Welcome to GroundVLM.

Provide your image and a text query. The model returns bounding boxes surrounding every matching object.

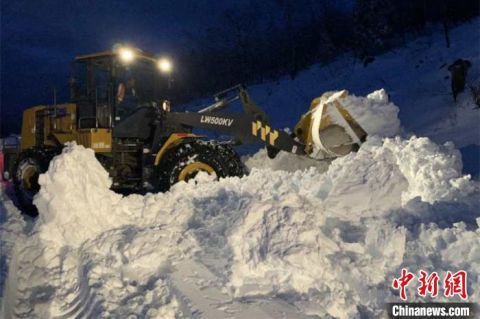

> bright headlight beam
[119,47,135,63]
[157,58,172,73]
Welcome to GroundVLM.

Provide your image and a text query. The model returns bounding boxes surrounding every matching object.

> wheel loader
[4,46,367,216]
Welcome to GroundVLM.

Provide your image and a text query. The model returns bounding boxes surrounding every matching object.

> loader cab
[70,48,171,129]
[71,53,114,129]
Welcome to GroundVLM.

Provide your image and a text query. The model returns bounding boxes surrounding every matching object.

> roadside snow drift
[1,89,479,318]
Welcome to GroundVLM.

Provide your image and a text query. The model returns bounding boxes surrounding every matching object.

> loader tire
[13,149,52,216]
[213,142,247,177]
[156,140,246,192]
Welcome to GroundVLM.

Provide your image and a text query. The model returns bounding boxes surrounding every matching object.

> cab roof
[74,50,156,62]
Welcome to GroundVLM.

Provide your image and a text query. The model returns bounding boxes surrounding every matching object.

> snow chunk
[34,142,122,246]
[342,88,401,138]
[381,137,475,203]
[307,89,401,159]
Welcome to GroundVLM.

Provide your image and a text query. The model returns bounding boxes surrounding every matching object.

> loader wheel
[13,150,50,216]
[156,140,246,191]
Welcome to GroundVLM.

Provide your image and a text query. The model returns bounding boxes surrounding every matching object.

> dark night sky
[0,0,246,135]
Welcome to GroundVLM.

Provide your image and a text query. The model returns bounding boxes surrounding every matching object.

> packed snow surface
[2,97,479,317]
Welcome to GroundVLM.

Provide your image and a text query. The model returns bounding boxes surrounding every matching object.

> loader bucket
[294,90,367,159]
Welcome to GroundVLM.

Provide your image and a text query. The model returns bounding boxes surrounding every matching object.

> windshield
[116,59,167,104]
[72,58,112,102]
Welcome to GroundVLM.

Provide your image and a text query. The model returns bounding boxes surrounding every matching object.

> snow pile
[227,136,479,318]
[343,89,401,137]
[379,138,474,204]
[2,132,478,319]
[330,136,474,207]
[247,88,401,171]
[34,143,195,249]
[34,144,119,246]
[4,144,199,318]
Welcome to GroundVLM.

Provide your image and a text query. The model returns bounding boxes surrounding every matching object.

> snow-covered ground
[1,19,480,319]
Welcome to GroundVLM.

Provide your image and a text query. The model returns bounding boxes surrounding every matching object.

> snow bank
[227,136,479,318]
[3,132,478,318]
[5,144,198,318]
[34,143,196,249]
[0,189,27,307]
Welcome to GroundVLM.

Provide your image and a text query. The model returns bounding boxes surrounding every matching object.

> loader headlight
[118,47,135,63]
[162,100,171,112]
[157,58,172,74]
